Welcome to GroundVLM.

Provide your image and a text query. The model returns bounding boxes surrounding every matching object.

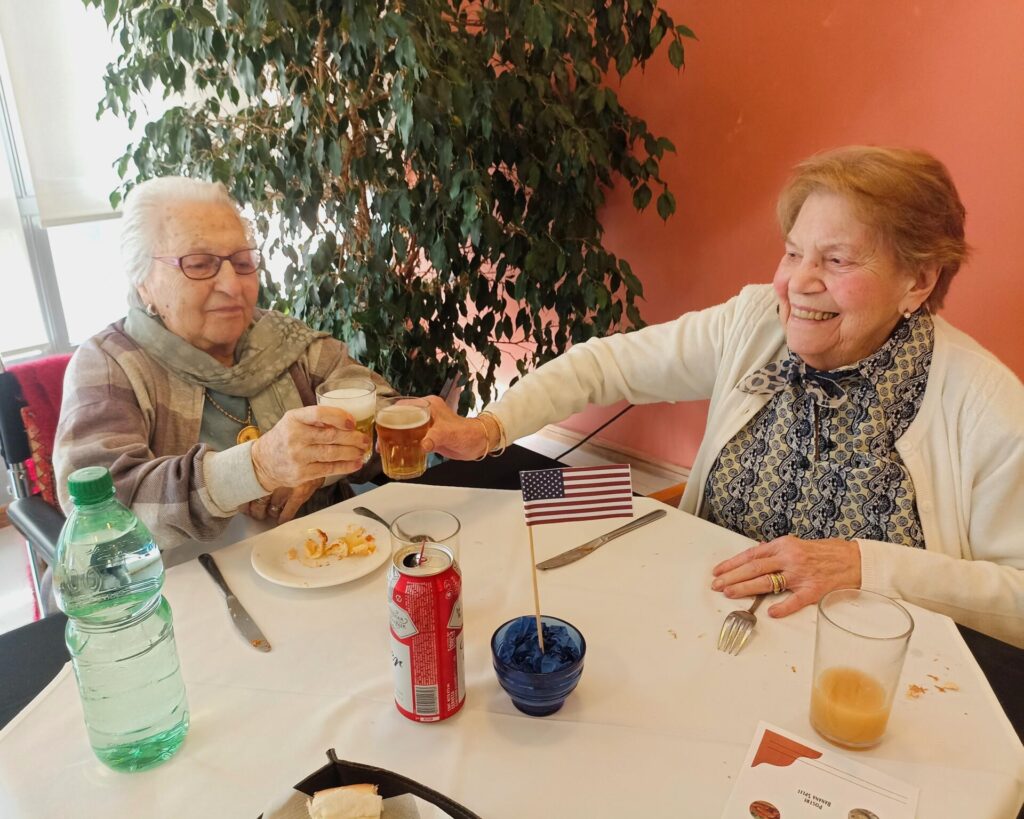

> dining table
[1,470,1022,818]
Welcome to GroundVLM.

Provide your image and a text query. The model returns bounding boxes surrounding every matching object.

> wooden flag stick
[527,526,545,653]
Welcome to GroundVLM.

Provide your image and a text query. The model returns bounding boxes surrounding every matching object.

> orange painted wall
[554,1,1024,468]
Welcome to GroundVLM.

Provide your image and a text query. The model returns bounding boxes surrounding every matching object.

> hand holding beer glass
[315,378,377,464]
[377,396,432,480]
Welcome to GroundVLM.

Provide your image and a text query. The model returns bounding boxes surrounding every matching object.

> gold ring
[768,572,787,594]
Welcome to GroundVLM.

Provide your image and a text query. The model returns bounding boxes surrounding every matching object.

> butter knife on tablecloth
[535,509,667,570]
[198,553,272,652]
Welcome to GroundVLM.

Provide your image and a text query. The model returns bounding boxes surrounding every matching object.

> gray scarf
[124,307,326,431]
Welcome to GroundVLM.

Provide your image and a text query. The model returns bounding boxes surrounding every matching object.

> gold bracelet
[479,411,507,457]
[478,412,501,452]
[469,417,490,461]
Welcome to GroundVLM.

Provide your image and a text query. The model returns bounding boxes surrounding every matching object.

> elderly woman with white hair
[54,176,390,554]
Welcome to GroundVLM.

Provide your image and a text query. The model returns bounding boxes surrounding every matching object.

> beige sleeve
[201,442,268,515]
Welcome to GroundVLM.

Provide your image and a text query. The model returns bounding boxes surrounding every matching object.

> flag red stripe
[525,500,633,513]
[528,495,630,507]
[526,505,634,520]
[561,465,631,476]
[561,481,633,492]
[526,511,633,526]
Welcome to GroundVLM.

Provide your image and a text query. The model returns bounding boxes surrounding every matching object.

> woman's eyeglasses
[152,249,263,280]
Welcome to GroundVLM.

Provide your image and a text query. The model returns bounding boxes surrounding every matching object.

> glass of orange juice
[810,589,914,749]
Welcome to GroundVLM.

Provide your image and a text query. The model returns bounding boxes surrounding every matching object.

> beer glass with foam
[377,396,432,480]
[810,589,914,749]
[316,377,376,464]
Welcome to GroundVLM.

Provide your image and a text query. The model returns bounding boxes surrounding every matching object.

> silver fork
[717,595,766,655]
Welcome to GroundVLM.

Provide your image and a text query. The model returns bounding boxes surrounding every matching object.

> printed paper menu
[722,722,918,818]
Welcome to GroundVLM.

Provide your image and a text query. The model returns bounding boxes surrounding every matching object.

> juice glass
[316,377,376,464]
[810,589,914,749]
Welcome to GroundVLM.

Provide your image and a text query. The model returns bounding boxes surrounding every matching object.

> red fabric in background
[9,354,72,503]
[9,354,71,448]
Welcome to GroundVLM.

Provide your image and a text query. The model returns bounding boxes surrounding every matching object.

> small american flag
[520,464,633,526]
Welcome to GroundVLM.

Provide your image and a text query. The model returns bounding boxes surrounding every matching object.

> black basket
[262,749,483,819]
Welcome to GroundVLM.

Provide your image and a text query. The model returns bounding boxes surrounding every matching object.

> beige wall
[553,1,1024,467]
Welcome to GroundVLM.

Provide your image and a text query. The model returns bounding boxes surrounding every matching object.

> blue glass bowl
[491,616,586,717]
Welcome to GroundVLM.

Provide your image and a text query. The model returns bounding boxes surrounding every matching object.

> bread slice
[307,783,383,819]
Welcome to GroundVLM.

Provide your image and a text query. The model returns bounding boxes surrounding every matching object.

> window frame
[0,69,71,363]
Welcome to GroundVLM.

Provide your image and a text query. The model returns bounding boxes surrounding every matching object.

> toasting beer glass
[315,377,377,464]
[377,396,432,480]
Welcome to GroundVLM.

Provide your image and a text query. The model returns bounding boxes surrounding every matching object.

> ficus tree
[87,0,693,410]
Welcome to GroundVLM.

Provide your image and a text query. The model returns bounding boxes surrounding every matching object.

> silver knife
[198,553,272,652]
[536,509,668,570]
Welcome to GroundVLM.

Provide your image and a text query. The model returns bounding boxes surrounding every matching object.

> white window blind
[0,0,134,227]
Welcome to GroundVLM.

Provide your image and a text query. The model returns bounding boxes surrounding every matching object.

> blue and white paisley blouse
[703,310,934,547]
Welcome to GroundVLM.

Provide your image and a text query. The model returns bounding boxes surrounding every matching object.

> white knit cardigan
[489,285,1024,647]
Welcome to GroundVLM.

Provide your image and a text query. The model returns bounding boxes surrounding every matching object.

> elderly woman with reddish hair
[425,146,1024,647]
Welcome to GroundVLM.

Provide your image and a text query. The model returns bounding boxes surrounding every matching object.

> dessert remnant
[289,525,377,567]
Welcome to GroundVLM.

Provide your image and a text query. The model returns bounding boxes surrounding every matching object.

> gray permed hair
[121,176,252,308]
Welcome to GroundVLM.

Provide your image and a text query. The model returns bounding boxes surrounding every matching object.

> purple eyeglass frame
[151,248,262,280]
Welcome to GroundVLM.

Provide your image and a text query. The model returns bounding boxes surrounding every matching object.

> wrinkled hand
[710,536,862,618]
[244,478,324,523]
[251,405,368,491]
[420,396,489,460]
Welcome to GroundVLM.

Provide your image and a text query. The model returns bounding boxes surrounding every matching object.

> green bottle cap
[66,466,115,505]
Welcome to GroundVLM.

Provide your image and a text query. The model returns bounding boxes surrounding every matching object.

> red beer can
[388,544,465,722]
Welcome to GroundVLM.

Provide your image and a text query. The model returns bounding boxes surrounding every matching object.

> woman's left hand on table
[710,536,862,618]
[244,478,324,523]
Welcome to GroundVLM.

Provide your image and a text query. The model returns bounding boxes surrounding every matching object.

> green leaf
[656,189,676,221]
[327,140,342,176]
[190,7,217,27]
[616,42,635,77]
[102,0,117,25]
[668,39,684,69]
[632,183,652,211]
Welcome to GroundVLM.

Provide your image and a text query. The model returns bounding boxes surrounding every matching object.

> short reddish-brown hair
[777,146,969,311]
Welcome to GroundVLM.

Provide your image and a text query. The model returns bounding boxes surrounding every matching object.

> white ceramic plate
[250,511,390,589]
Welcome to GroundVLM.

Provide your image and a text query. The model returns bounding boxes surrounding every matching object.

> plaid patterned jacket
[54,316,388,549]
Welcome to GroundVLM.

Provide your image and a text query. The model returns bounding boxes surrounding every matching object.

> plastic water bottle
[54,466,189,772]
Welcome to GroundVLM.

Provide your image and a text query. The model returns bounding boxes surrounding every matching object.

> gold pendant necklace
[204,389,260,445]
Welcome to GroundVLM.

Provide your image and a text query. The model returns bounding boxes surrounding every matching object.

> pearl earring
[903,310,912,319]
[145,303,159,318]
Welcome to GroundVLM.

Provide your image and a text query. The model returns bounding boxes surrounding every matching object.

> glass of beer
[376,396,432,480]
[810,589,914,749]
[315,377,376,464]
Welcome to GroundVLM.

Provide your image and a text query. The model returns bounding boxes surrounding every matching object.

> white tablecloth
[1,484,1021,818]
